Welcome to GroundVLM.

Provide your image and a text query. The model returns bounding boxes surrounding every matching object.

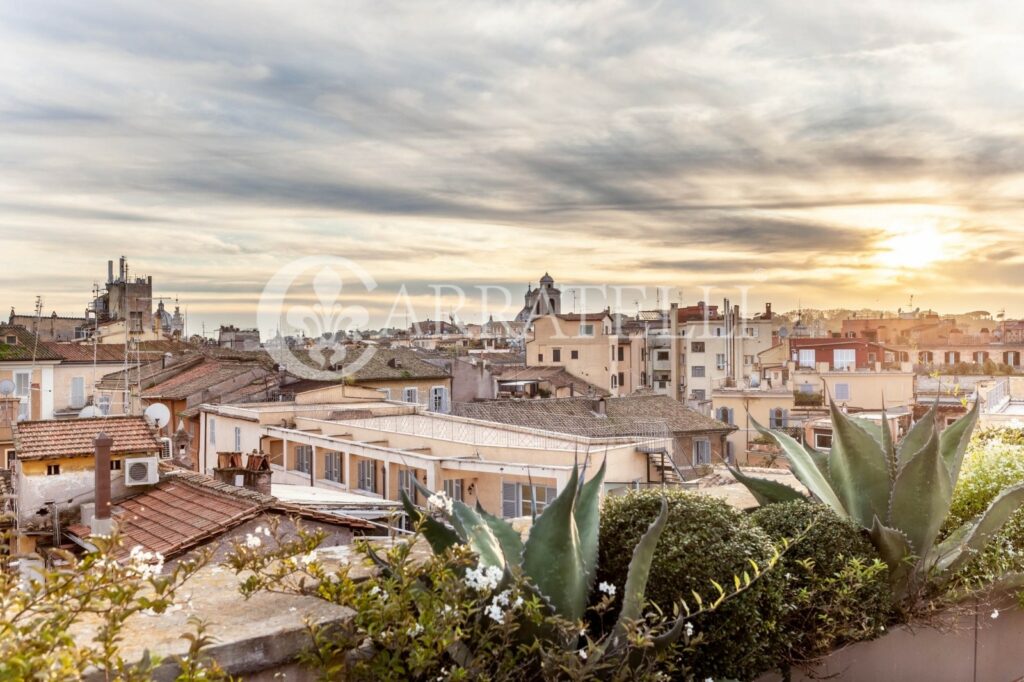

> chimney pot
[91,433,114,535]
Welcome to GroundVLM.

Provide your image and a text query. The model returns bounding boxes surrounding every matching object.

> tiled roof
[0,325,62,362]
[453,394,735,437]
[42,341,183,363]
[141,358,270,400]
[280,346,450,381]
[67,467,374,559]
[556,312,610,322]
[13,416,161,461]
[492,365,610,396]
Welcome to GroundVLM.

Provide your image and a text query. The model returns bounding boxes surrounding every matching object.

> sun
[873,224,950,270]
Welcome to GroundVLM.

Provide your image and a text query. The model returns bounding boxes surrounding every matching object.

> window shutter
[782,410,789,428]
[728,408,735,425]
[502,482,517,518]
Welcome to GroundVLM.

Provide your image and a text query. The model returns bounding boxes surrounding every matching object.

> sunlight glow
[874,224,951,270]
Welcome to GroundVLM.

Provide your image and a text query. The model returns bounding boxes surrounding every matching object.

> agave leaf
[828,400,891,529]
[474,501,525,567]
[575,458,607,592]
[522,467,588,621]
[932,483,1024,576]
[725,462,805,506]
[400,490,461,555]
[898,401,937,468]
[801,440,832,482]
[611,499,668,644]
[751,417,847,517]
[869,516,914,593]
[888,427,950,556]
[939,397,979,484]
[450,501,508,570]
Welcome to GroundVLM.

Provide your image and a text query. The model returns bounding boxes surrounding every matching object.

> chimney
[212,452,272,495]
[92,433,114,536]
[118,256,126,282]
[107,260,114,284]
[765,302,772,318]
[592,397,607,416]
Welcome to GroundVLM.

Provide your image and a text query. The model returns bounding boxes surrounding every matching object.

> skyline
[3,1,1024,328]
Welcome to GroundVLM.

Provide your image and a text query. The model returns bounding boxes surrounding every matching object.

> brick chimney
[92,433,114,536]
[212,452,273,496]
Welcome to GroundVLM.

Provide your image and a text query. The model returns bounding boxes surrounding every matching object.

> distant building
[218,325,261,350]
[515,273,562,323]
[8,309,90,342]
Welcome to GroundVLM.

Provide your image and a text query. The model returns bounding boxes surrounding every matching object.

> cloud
[1,0,1023,326]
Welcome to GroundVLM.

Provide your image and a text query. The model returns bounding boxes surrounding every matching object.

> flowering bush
[0,532,227,681]
[944,432,1024,591]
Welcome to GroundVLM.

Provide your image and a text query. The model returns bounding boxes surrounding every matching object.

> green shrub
[751,501,893,665]
[945,434,1024,589]
[598,489,786,681]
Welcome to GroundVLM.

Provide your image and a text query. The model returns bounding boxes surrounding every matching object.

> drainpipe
[670,303,680,401]
[92,433,114,536]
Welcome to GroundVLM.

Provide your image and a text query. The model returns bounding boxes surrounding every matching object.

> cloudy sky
[2,0,1023,332]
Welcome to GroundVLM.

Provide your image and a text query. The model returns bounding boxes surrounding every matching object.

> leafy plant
[752,501,893,666]
[597,488,787,681]
[728,398,1024,601]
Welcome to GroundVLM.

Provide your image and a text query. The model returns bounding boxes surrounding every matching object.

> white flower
[300,550,318,566]
[579,649,588,660]
[427,491,454,516]
[464,564,503,591]
[369,585,382,597]
[493,590,511,607]
[245,534,262,549]
[484,603,505,623]
[992,609,1000,619]
[127,545,164,579]
[408,623,424,636]
[684,622,694,638]
[513,596,523,609]
[598,581,616,597]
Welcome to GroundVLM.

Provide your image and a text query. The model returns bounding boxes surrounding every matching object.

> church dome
[540,272,554,285]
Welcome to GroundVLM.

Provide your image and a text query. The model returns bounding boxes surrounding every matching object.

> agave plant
[399,459,733,662]
[729,397,1024,598]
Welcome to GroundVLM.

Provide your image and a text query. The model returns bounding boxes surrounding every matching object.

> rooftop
[280,346,450,382]
[0,325,62,362]
[453,394,734,437]
[141,357,270,400]
[13,416,161,461]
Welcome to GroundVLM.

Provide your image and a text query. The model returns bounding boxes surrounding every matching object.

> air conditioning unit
[159,437,172,460]
[125,457,159,486]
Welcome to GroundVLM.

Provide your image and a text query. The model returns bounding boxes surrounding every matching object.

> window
[691,389,706,400]
[552,348,561,362]
[692,366,705,377]
[716,407,734,425]
[233,426,241,451]
[769,408,789,429]
[325,452,342,482]
[430,386,449,413]
[570,350,579,360]
[640,371,647,386]
[70,376,86,409]
[815,433,833,451]
[403,387,419,404]
[444,478,464,501]
[715,327,723,337]
[798,349,816,368]
[398,469,416,501]
[3,335,15,344]
[611,375,618,389]
[746,327,758,337]
[617,371,625,387]
[798,383,815,394]
[47,464,61,476]
[3,449,14,469]
[97,394,111,416]
[208,417,216,444]
[744,355,755,366]
[834,383,851,401]
[691,342,705,353]
[538,353,544,362]
[833,348,856,371]
[868,352,877,363]
[295,445,312,474]
[14,371,29,421]
[657,350,669,361]
[110,459,122,471]
[357,460,376,492]
[502,482,557,518]
[381,388,392,400]
[693,439,711,466]
[716,353,726,370]
[579,324,594,337]
[617,347,624,362]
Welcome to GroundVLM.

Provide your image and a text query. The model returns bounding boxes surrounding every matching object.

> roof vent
[159,437,172,460]
[387,357,402,369]
[125,457,159,486]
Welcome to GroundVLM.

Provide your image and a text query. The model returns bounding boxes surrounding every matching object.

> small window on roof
[4,335,15,345]
[46,464,61,476]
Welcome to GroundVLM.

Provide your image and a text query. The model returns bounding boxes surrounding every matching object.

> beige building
[526,312,646,396]
[197,390,691,518]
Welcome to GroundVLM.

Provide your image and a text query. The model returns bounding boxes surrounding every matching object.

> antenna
[143,403,171,430]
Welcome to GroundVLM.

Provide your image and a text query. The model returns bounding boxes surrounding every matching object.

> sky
[2,1,1023,334]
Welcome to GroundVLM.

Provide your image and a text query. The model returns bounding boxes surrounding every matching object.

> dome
[540,272,554,285]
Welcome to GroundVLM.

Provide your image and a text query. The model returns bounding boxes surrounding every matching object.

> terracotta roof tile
[141,358,270,400]
[13,416,161,461]
[42,341,184,363]
[0,325,62,362]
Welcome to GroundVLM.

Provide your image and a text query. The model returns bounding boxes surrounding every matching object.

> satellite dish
[78,406,102,418]
[143,403,171,429]
[0,379,14,397]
